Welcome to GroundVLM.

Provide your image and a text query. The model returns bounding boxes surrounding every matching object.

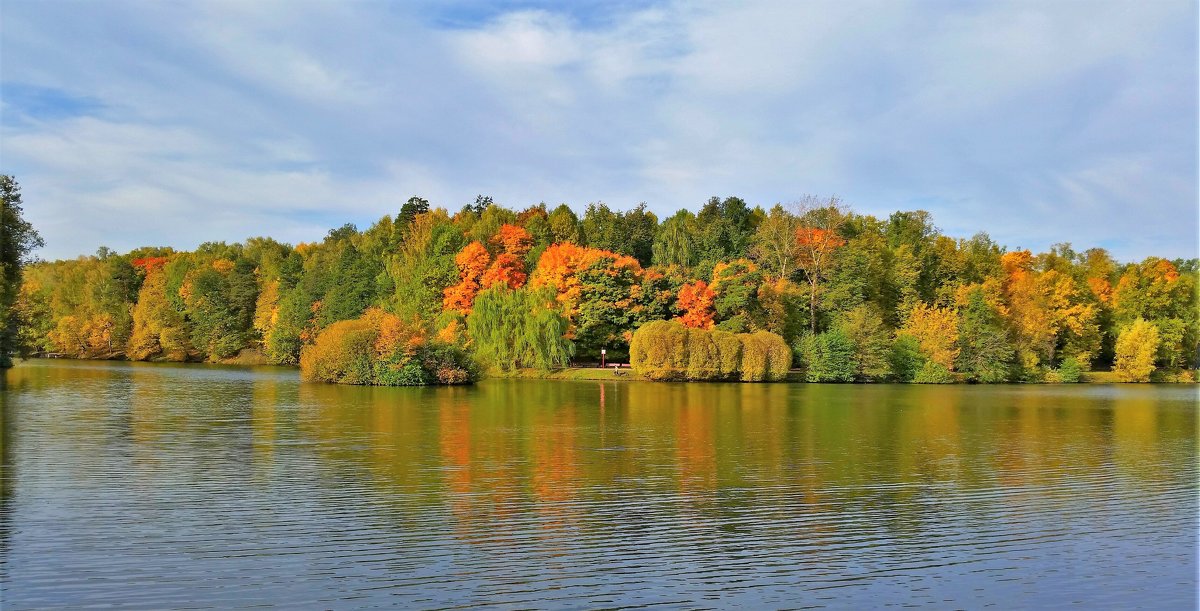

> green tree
[711,259,764,332]
[652,210,698,267]
[889,334,925,382]
[750,204,799,279]
[800,329,855,382]
[546,204,581,244]
[835,305,892,381]
[0,175,44,367]
[467,286,574,371]
[955,287,1014,383]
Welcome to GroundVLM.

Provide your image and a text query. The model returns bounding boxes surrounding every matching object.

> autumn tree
[529,243,644,359]
[793,196,848,334]
[899,302,959,370]
[1001,250,1100,373]
[127,261,192,361]
[490,223,533,258]
[676,280,716,329]
[1113,318,1160,382]
[480,253,527,290]
[443,241,492,314]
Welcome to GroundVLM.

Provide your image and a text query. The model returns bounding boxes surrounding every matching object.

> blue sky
[1,0,1196,261]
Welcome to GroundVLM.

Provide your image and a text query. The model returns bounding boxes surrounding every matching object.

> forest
[16,193,1199,384]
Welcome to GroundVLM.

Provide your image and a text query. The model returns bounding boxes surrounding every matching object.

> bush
[300,308,477,386]
[740,331,791,382]
[912,360,954,384]
[801,330,855,383]
[629,319,690,381]
[889,334,925,382]
[629,320,788,382]
[1055,357,1083,383]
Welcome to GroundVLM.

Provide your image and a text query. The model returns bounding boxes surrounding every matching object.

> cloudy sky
[1,0,1196,261]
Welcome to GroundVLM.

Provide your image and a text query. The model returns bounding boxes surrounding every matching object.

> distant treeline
[17,194,1199,383]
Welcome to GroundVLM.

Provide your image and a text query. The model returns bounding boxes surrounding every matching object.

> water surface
[1,360,1196,608]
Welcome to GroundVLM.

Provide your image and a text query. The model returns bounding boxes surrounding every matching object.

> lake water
[1,360,1196,609]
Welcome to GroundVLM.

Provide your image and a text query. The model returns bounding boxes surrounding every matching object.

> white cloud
[0,0,1195,260]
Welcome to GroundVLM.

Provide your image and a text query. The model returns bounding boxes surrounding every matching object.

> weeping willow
[467,286,574,371]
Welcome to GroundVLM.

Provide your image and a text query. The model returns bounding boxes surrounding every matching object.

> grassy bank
[486,367,644,381]
[486,367,1197,384]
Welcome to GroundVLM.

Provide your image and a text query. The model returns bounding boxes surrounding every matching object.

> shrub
[630,319,690,381]
[912,360,954,384]
[801,329,855,383]
[713,330,744,379]
[300,308,477,386]
[629,320,788,382]
[738,331,791,382]
[889,334,925,382]
[1055,357,1083,383]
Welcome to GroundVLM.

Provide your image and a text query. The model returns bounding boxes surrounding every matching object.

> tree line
[14,186,1199,383]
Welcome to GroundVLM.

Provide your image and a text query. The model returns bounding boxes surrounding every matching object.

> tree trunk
[809,277,818,335]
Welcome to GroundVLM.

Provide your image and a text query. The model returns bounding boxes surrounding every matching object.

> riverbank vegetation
[1,176,44,369]
[14,191,1199,384]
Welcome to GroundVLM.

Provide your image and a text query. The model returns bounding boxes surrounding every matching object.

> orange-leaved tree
[530,242,640,319]
[491,223,533,258]
[676,280,715,329]
[443,241,492,314]
[529,242,643,356]
[481,253,527,290]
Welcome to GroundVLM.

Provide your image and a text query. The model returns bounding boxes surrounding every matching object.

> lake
[1,360,1196,608]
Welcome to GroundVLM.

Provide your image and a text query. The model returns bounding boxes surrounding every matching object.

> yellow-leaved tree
[1113,318,1160,383]
[898,302,959,370]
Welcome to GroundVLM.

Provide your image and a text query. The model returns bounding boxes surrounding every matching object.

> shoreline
[16,356,1198,385]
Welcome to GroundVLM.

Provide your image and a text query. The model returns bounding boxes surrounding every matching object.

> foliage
[467,286,573,371]
[757,278,805,347]
[711,259,763,332]
[955,287,1014,383]
[300,308,476,385]
[750,204,800,279]
[18,191,1199,384]
[1054,357,1084,383]
[1113,318,1160,383]
[0,175,44,367]
[676,280,716,329]
[800,330,856,383]
[652,210,698,267]
[443,241,491,314]
[127,263,192,361]
[529,242,643,359]
[835,305,892,381]
[900,302,959,370]
[912,360,954,384]
[889,334,925,382]
[630,320,788,381]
